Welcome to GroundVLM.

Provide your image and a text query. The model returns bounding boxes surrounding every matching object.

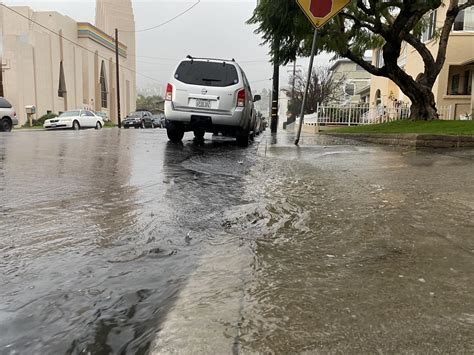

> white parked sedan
[43,110,104,130]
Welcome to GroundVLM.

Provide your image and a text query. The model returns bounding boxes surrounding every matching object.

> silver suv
[164,56,261,146]
[0,97,18,132]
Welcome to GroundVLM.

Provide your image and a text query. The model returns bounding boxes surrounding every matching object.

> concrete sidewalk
[325,132,474,148]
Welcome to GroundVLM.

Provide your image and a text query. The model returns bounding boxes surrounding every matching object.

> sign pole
[295,0,351,145]
[295,28,318,146]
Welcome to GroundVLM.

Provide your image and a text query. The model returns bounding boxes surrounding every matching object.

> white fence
[301,103,454,126]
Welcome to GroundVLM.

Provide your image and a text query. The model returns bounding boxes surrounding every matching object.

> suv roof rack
[186,55,235,62]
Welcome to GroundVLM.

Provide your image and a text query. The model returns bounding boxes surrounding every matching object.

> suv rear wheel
[167,124,185,143]
[0,118,12,132]
[194,129,205,143]
[236,129,249,147]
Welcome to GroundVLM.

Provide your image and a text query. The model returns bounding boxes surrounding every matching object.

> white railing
[298,103,454,126]
[438,105,453,120]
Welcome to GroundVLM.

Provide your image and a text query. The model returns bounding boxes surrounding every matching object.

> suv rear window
[0,98,12,109]
[174,61,239,87]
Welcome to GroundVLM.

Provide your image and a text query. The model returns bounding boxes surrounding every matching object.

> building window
[463,70,472,95]
[447,65,473,95]
[345,83,355,96]
[375,89,382,105]
[58,61,66,98]
[421,11,437,42]
[454,1,474,31]
[451,74,460,95]
[100,61,108,108]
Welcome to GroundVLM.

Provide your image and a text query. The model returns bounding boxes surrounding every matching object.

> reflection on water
[0,130,176,354]
[0,131,260,354]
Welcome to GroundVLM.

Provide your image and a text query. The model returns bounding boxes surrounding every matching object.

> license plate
[196,99,211,109]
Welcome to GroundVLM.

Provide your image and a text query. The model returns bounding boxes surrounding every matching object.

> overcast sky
[4,0,334,94]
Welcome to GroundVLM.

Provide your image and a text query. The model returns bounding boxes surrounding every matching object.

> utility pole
[115,28,121,128]
[287,60,301,125]
[291,60,296,103]
[0,57,4,97]
[0,23,3,97]
[270,37,280,134]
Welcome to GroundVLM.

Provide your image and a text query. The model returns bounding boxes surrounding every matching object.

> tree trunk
[405,85,439,121]
[386,68,439,121]
[409,95,438,121]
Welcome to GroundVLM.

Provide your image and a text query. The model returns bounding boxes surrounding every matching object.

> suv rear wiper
[201,78,222,82]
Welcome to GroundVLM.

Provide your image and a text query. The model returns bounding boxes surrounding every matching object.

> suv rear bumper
[165,101,246,130]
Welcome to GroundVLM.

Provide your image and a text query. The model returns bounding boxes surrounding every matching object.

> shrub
[23,113,57,127]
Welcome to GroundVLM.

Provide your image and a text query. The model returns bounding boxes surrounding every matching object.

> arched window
[100,61,108,108]
[58,61,67,98]
[375,89,382,105]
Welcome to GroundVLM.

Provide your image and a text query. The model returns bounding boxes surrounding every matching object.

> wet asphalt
[0,128,473,354]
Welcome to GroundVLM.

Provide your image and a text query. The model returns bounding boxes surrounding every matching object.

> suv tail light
[237,89,246,107]
[13,111,16,117]
[165,83,173,101]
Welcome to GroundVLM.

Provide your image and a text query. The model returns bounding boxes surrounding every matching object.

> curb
[324,133,474,148]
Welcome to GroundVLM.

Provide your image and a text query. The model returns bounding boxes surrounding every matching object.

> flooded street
[1,129,473,354]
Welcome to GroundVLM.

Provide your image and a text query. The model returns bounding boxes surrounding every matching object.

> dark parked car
[261,116,268,131]
[151,114,165,128]
[141,111,157,128]
[254,113,264,136]
[122,111,152,129]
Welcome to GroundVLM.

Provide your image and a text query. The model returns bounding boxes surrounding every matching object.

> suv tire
[236,129,249,147]
[194,129,205,143]
[0,118,12,132]
[167,124,185,143]
[249,130,255,141]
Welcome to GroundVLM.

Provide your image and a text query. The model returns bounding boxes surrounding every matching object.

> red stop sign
[310,0,333,18]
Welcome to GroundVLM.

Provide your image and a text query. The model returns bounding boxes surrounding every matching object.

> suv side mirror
[253,95,261,102]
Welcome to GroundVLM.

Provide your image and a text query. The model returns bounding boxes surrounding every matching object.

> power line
[127,54,178,60]
[239,59,271,64]
[0,3,162,84]
[250,78,272,84]
[1,4,277,87]
[120,0,201,33]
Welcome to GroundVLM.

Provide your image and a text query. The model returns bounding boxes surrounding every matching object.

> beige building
[0,0,136,125]
[370,2,474,119]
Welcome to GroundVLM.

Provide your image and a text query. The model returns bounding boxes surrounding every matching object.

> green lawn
[325,120,474,135]
[103,122,116,128]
